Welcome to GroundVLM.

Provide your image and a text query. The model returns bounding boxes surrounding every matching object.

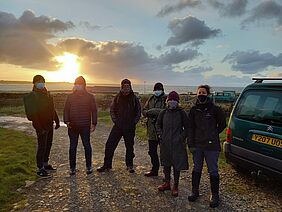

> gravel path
[0,116,281,212]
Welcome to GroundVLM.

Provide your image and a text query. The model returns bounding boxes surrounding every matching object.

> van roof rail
[252,77,282,83]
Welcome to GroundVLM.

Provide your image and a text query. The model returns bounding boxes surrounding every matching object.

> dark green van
[224,78,282,178]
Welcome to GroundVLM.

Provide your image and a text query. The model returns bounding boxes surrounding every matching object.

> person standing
[97,79,141,173]
[156,91,189,197]
[23,75,60,177]
[64,76,97,175]
[142,82,166,177]
[187,85,226,208]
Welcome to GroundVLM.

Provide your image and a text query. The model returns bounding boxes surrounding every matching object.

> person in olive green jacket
[23,75,60,178]
[142,82,166,177]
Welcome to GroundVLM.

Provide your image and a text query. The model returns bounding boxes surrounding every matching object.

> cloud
[208,0,248,17]
[78,21,113,31]
[157,0,201,17]
[0,10,74,70]
[166,16,221,46]
[242,0,282,27]
[223,50,282,74]
[157,48,200,65]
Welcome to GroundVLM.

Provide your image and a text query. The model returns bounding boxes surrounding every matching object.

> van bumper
[224,142,282,179]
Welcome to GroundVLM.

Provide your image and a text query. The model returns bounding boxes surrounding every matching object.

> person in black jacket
[64,76,97,175]
[23,75,60,177]
[97,79,141,173]
[187,85,226,208]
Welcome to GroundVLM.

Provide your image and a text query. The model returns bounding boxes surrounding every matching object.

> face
[197,88,208,96]
[122,84,131,95]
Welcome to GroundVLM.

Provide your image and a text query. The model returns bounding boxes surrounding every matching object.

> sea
[0,82,244,94]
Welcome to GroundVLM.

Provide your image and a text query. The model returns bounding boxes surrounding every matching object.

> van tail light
[226,128,232,143]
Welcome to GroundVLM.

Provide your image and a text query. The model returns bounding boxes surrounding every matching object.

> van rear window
[234,90,282,126]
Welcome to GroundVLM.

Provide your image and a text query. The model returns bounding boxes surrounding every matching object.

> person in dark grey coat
[64,76,97,175]
[156,91,189,197]
[187,85,226,208]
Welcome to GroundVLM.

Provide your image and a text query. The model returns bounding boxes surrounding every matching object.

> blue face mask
[167,100,178,109]
[154,90,163,97]
[74,85,84,91]
[35,83,45,90]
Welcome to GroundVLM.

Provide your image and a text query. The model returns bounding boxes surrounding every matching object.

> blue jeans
[192,148,219,176]
[68,127,92,170]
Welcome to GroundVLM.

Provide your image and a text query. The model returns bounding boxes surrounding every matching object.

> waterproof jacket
[142,94,166,140]
[23,90,59,131]
[110,91,141,130]
[64,90,97,128]
[187,99,226,151]
[156,107,189,171]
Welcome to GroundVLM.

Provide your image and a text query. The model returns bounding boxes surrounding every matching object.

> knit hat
[32,75,45,84]
[167,91,179,102]
[121,78,132,88]
[74,76,86,85]
[153,82,164,91]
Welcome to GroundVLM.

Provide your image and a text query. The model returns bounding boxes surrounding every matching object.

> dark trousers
[164,166,180,185]
[192,148,219,176]
[35,127,53,170]
[104,125,135,168]
[68,127,92,170]
[148,140,160,173]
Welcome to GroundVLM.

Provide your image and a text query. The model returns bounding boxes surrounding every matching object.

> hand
[189,147,196,154]
[90,124,96,133]
[55,123,60,130]
[66,122,71,129]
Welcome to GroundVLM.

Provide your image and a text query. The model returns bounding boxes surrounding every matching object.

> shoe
[158,182,171,192]
[188,171,201,202]
[69,169,76,176]
[127,166,135,173]
[97,166,111,172]
[37,169,51,178]
[144,171,158,177]
[171,184,178,197]
[44,164,57,171]
[209,175,220,208]
[86,167,93,175]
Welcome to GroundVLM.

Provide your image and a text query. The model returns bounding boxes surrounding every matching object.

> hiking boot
[144,171,158,177]
[97,166,111,172]
[127,166,135,173]
[158,182,171,192]
[171,184,178,197]
[44,164,57,171]
[37,169,51,178]
[209,175,220,208]
[86,167,93,175]
[188,171,201,202]
[69,168,76,176]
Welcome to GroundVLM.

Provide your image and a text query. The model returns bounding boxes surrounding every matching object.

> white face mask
[74,85,84,91]
[167,100,178,109]
[35,83,45,89]
[154,90,163,97]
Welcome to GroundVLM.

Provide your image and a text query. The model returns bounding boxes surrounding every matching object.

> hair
[197,84,211,95]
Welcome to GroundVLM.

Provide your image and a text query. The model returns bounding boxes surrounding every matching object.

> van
[224,78,282,179]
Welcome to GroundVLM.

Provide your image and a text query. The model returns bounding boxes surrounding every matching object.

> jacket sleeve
[142,98,150,117]
[63,95,71,124]
[180,110,189,143]
[156,109,165,138]
[91,95,98,125]
[50,95,59,125]
[215,106,227,134]
[134,96,141,124]
[187,108,195,148]
[110,95,118,124]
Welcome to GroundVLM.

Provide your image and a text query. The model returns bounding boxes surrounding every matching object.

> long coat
[142,94,166,140]
[156,107,189,171]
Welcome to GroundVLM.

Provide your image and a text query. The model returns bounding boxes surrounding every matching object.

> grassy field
[0,128,37,211]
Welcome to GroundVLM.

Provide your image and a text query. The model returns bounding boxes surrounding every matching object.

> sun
[47,52,80,82]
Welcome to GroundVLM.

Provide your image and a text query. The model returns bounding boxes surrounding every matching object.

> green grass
[0,128,37,211]
[0,106,26,117]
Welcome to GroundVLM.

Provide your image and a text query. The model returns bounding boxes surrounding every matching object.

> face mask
[154,90,163,97]
[167,100,178,109]
[35,83,45,90]
[74,85,84,91]
[197,95,208,103]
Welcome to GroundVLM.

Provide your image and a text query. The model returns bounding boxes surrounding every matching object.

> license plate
[252,134,282,148]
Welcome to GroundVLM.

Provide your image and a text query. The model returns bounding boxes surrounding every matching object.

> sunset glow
[46,52,80,83]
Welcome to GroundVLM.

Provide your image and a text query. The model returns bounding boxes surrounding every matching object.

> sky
[0,0,282,86]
